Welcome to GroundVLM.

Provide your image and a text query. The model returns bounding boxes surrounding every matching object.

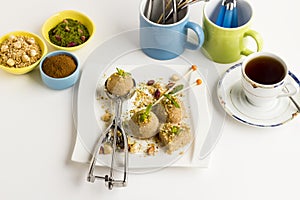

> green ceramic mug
[202,0,263,63]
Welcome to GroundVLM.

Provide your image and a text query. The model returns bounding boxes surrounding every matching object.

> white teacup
[241,52,298,107]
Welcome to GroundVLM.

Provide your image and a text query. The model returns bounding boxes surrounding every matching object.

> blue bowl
[39,50,80,90]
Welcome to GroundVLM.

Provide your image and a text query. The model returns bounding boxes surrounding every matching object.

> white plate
[71,30,225,171]
[217,63,300,127]
[96,63,208,168]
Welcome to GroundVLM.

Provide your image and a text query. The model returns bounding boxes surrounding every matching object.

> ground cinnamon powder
[42,54,76,78]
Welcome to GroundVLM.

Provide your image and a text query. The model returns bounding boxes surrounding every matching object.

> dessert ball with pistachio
[159,122,192,153]
[106,68,134,96]
[127,104,159,139]
[153,94,183,123]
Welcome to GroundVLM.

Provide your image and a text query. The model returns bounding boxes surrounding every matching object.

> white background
[0,0,300,199]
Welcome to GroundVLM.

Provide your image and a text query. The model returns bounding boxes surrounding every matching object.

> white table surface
[1,0,300,199]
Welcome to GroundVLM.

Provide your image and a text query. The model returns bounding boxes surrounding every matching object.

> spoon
[289,96,300,113]
[144,0,153,19]
[163,0,210,23]
[179,0,210,10]
[172,0,178,23]
[284,86,300,113]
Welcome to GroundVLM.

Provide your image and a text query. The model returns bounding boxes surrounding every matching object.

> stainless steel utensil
[289,95,300,112]
[87,79,136,190]
[172,0,178,23]
[163,0,210,24]
[144,0,153,19]
[162,0,166,23]
[179,0,210,10]
[284,86,300,112]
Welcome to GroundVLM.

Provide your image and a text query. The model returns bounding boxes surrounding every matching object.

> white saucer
[217,63,300,127]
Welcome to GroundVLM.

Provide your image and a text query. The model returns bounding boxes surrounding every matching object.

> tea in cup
[202,0,263,63]
[139,0,205,60]
[241,52,298,107]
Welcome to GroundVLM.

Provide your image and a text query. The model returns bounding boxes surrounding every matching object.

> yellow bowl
[42,10,95,51]
[0,31,48,75]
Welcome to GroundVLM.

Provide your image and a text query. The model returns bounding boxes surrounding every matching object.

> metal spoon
[164,0,210,23]
[179,0,210,10]
[284,86,300,113]
[172,0,178,23]
[283,87,300,113]
[144,0,153,19]
[289,95,300,112]
[162,0,166,23]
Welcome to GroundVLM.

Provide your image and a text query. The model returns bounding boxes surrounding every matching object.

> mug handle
[184,21,205,50]
[279,82,299,98]
[241,30,263,56]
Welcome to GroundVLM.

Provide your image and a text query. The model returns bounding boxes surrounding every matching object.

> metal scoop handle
[87,97,128,190]
[87,77,135,190]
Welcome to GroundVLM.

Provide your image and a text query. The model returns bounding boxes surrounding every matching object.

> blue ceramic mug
[139,0,205,60]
